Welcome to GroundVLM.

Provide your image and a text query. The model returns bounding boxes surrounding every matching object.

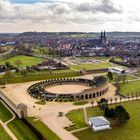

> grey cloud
[73,0,123,14]
[0,0,123,25]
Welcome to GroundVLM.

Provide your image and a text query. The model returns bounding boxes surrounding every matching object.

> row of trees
[107,71,128,84]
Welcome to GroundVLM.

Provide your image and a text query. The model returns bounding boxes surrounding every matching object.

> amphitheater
[27,76,108,101]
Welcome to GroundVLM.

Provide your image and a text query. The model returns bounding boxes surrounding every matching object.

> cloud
[74,0,122,14]
[0,0,124,32]
[0,0,122,22]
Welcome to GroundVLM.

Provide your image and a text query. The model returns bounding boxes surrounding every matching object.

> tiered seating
[27,77,107,101]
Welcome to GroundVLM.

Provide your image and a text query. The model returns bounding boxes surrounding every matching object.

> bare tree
[122,74,127,84]
[90,100,94,107]
[114,97,118,103]
[119,96,122,102]
[110,98,113,104]
[14,60,22,68]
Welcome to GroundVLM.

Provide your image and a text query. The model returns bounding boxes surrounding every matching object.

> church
[87,31,107,47]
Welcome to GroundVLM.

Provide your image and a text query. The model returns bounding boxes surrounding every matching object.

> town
[0,0,140,140]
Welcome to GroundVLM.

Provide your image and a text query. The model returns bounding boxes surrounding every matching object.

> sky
[0,0,140,33]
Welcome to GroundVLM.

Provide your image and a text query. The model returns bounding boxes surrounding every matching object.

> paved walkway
[83,108,88,124]
[70,126,89,133]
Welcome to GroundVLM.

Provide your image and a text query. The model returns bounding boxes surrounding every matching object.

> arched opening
[85,94,88,99]
[96,92,99,97]
[81,95,84,100]
[89,94,92,99]
[76,96,79,100]
[93,93,95,98]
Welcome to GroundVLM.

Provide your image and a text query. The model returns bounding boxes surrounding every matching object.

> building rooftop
[89,116,110,127]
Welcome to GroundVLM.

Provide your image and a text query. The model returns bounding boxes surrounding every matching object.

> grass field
[70,62,111,71]
[120,80,140,95]
[109,74,136,83]
[0,55,44,67]
[75,56,110,61]
[0,101,13,122]
[0,125,12,140]
[2,71,82,84]
[65,109,86,131]
[8,118,38,140]
[73,101,89,105]
[73,100,140,140]
[27,117,61,140]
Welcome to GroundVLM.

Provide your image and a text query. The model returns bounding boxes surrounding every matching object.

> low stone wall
[0,90,27,118]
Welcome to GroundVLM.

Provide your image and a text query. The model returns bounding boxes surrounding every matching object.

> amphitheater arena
[27,76,108,101]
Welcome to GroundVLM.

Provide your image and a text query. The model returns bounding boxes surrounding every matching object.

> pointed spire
[101,31,103,38]
[104,30,105,38]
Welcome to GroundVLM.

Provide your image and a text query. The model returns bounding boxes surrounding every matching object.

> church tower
[100,30,107,46]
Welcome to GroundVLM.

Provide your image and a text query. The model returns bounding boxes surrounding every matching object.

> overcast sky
[0,0,140,33]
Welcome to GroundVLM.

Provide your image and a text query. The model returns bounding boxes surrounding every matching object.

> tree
[127,93,130,101]
[20,69,28,76]
[97,98,108,111]
[122,74,127,84]
[114,97,118,103]
[105,107,115,118]
[135,92,139,100]
[119,96,122,102]
[114,105,130,125]
[110,98,113,104]
[14,60,22,68]
[0,79,6,88]
[90,100,94,107]
[5,61,12,69]
[107,71,113,81]
[4,70,13,79]
[115,74,122,93]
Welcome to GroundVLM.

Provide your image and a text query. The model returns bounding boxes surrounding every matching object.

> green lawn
[35,100,46,105]
[73,101,89,105]
[27,117,61,140]
[0,125,12,140]
[0,55,44,67]
[8,118,38,140]
[0,101,13,122]
[65,109,87,131]
[120,80,140,95]
[70,62,111,71]
[114,57,123,62]
[109,74,136,83]
[73,101,140,140]
[76,56,110,61]
[1,71,81,84]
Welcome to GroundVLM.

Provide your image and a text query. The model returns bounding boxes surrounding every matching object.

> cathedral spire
[104,30,105,38]
[101,31,103,38]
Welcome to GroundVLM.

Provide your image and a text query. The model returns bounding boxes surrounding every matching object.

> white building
[88,116,111,132]
[109,67,125,74]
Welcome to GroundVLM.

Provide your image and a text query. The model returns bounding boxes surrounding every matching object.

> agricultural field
[0,55,44,67]
[73,101,140,140]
